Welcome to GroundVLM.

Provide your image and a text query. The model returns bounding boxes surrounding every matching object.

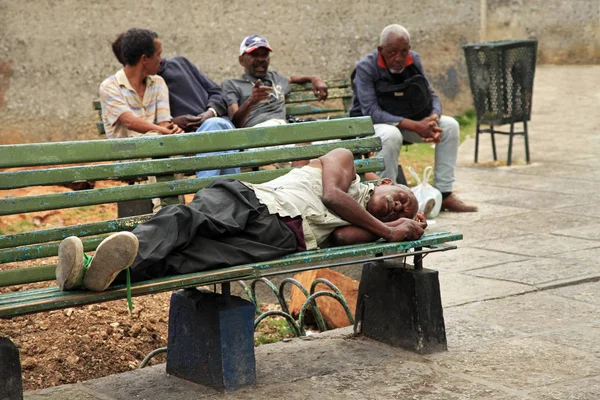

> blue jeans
[194,118,241,178]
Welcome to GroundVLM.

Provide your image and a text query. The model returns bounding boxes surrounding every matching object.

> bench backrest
[0,117,380,288]
[93,79,353,135]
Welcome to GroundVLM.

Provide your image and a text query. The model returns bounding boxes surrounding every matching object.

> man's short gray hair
[379,24,411,46]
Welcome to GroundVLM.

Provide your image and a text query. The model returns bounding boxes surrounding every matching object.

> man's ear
[377,45,383,53]
[376,178,394,186]
[238,55,245,67]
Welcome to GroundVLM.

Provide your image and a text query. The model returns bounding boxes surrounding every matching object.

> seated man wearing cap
[222,35,329,129]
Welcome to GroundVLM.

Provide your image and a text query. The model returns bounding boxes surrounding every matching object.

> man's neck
[124,65,147,91]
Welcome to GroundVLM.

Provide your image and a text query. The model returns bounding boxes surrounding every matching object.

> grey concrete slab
[25,385,102,400]
[426,247,530,272]
[455,184,592,211]
[527,376,600,400]
[482,211,600,236]
[443,308,518,349]
[554,202,600,219]
[454,292,599,335]
[257,366,511,400]
[452,172,600,198]
[435,202,528,223]
[565,157,600,168]
[548,280,600,306]
[427,337,600,391]
[493,161,593,178]
[82,364,217,400]
[464,256,600,287]
[473,233,600,257]
[430,220,530,247]
[439,272,533,307]
[450,181,589,210]
[535,322,600,358]
[551,222,600,241]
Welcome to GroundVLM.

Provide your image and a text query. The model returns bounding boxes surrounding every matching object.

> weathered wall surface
[0,0,597,143]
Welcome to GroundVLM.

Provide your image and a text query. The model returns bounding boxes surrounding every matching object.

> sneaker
[83,232,139,292]
[441,194,478,212]
[56,236,86,291]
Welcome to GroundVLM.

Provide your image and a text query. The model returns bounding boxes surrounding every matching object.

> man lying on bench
[56,148,426,292]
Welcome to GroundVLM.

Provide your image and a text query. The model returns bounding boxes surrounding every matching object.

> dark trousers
[118,179,298,283]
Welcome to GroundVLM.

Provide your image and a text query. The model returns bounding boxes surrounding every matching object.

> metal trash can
[462,39,538,165]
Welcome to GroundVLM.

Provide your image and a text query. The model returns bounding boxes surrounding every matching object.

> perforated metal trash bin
[463,39,537,165]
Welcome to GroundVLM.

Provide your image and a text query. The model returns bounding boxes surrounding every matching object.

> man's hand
[172,115,203,132]
[248,79,272,106]
[160,122,184,135]
[311,77,328,101]
[410,117,442,143]
[386,218,426,242]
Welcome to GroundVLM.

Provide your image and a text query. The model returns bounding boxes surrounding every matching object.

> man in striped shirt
[99,28,183,139]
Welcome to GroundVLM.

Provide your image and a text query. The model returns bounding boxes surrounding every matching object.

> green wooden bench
[0,117,462,393]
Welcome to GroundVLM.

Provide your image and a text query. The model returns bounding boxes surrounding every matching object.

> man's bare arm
[331,214,427,246]
[289,75,328,100]
[118,112,182,135]
[319,149,392,240]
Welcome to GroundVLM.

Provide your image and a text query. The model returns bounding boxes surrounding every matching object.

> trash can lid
[462,39,538,50]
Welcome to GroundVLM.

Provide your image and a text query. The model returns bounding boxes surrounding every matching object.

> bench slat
[0,265,256,317]
[286,87,353,104]
[0,232,462,317]
[0,216,148,250]
[285,104,343,116]
[0,158,384,215]
[1,137,381,189]
[289,79,351,92]
[0,117,373,168]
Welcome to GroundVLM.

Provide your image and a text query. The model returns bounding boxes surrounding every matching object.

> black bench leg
[354,261,447,354]
[0,337,23,400]
[166,289,256,391]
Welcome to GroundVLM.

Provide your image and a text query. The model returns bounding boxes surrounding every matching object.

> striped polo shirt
[99,69,172,138]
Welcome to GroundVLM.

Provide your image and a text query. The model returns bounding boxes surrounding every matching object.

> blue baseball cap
[239,35,273,55]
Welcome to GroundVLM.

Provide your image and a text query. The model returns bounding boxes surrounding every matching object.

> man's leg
[126,179,297,281]
[432,116,459,193]
[402,117,476,212]
[374,124,403,183]
[195,118,241,178]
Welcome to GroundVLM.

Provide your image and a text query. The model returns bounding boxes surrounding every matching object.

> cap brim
[244,44,273,54]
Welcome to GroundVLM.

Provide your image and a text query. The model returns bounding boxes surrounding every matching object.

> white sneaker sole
[83,232,139,292]
[56,236,85,291]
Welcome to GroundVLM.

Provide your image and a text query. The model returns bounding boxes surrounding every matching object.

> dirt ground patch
[0,180,172,391]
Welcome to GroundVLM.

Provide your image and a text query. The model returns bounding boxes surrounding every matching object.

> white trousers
[373,115,459,193]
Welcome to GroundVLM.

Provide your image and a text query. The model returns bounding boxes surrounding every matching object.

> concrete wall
[0,0,597,144]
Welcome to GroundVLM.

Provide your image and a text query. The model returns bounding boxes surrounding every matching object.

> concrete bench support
[0,337,23,400]
[354,261,447,354]
[166,289,256,391]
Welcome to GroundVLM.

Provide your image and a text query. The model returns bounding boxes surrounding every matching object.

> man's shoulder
[267,70,286,80]
[222,77,247,88]
[356,50,378,67]
[149,74,167,88]
[99,74,119,91]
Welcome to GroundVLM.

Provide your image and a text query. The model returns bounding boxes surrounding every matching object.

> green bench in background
[0,117,462,393]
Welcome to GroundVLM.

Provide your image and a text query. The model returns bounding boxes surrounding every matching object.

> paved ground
[25,65,600,399]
